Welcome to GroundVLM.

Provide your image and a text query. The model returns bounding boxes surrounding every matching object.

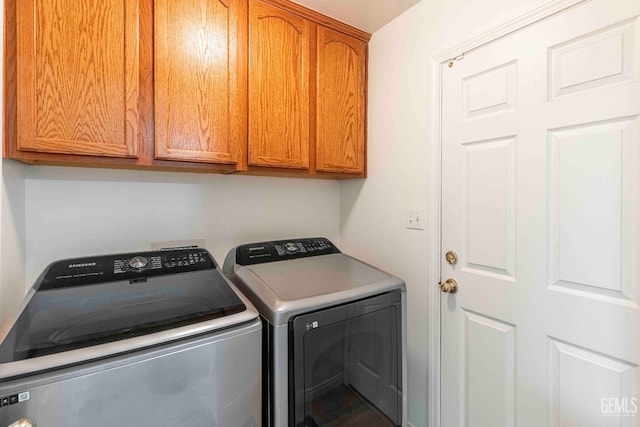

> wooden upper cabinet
[16,0,139,158]
[155,0,247,165]
[8,0,369,177]
[248,0,310,169]
[316,26,366,174]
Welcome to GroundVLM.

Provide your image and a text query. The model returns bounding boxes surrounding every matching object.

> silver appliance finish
[224,238,407,427]
[0,319,261,427]
[225,252,405,326]
[0,248,262,427]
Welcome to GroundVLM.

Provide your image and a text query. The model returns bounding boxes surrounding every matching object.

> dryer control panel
[235,237,340,266]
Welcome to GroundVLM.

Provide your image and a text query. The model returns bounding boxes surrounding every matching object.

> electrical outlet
[151,239,206,250]
[406,209,425,230]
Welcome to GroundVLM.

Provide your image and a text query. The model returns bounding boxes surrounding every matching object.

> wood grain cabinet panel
[155,0,247,165]
[7,0,369,178]
[16,0,139,158]
[248,0,310,169]
[316,26,366,174]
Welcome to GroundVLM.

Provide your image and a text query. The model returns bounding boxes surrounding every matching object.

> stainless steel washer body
[0,248,262,427]
[224,238,407,427]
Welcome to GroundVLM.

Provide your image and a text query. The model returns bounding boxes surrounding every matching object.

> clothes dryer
[224,238,406,427]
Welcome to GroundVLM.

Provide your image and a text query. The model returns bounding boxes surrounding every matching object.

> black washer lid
[0,248,245,363]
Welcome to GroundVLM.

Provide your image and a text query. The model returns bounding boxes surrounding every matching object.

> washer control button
[128,256,149,271]
[284,242,298,253]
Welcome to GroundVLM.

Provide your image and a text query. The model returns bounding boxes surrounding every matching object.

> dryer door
[291,292,402,427]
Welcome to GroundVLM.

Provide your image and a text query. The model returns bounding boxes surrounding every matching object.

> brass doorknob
[445,250,458,265]
[440,278,458,293]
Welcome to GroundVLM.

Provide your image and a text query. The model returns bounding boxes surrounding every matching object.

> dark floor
[309,384,396,427]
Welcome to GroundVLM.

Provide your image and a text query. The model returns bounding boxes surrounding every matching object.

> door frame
[426,1,589,426]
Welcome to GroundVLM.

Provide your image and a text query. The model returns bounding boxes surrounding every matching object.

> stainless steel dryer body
[224,238,407,427]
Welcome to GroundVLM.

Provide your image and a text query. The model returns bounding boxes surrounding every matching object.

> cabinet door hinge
[446,52,465,68]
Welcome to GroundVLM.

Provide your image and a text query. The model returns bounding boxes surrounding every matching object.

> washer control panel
[39,248,215,290]
[235,237,340,266]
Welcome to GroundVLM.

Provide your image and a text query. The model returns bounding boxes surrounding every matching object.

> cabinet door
[16,0,139,158]
[249,0,310,169]
[155,0,247,165]
[316,27,366,174]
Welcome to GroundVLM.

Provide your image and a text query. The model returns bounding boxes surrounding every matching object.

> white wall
[0,0,29,327]
[23,167,341,286]
[340,0,549,425]
[0,164,340,324]
[0,160,26,326]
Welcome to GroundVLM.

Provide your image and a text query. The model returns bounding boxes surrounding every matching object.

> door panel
[441,2,640,426]
[463,61,517,119]
[464,311,516,427]
[17,0,139,158]
[549,20,636,99]
[462,136,516,279]
[548,118,637,299]
[248,0,310,169]
[316,26,366,174]
[154,0,247,165]
[548,337,637,427]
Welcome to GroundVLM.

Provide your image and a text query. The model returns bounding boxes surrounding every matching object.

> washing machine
[224,237,406,427]
[0,247,261,427]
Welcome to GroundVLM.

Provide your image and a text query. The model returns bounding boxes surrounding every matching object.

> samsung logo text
[68,262,96,269]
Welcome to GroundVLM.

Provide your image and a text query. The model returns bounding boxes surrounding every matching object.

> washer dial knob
[129,256,149,271]
[285,242,298,253]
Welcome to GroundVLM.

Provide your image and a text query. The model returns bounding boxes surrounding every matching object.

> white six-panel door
[441,0,640,426]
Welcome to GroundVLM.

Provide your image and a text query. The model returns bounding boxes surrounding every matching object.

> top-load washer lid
[223,238,406,326]
[0,248,257,379]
